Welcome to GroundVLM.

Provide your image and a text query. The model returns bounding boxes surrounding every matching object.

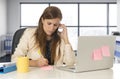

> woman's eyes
[47,22,58,27]
[47,23,51,25]
[54,24,58,27]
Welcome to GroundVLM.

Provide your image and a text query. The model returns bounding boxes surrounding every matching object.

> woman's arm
[29,57,48,67]
[63,43,75,65]
[58,24,70,44]
[58,24,75,65]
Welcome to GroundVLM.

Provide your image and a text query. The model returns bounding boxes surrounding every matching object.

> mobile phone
[58,27,63,32]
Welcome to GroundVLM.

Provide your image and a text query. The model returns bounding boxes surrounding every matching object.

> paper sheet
[92,45,111,61]
[40,65,53,70]
[101,46,110,57]
[92,48,102,60]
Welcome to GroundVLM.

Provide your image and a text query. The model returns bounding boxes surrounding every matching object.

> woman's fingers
[37,57,48,67]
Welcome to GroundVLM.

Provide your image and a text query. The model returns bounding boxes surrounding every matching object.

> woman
[11,6,75,67]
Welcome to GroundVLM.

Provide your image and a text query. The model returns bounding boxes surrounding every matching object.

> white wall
[0,0,7,36]
[7,0,20,34]
[117,0,120,32]
[0,0,7,57]
[7,0,117,34]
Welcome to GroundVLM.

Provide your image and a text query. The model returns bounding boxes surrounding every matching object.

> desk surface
[0,64,120,79]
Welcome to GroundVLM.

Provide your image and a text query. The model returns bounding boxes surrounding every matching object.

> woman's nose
[50,25,54,30]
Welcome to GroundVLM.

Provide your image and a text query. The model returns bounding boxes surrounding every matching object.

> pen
[38,49,41,55]
[38,49,44,58]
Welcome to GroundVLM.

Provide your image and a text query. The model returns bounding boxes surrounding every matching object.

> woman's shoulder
[24,27,37,34]
[25,27,37,32]
[21,27,37,38]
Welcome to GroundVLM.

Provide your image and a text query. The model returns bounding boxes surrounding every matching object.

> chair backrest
[11,28,26,54]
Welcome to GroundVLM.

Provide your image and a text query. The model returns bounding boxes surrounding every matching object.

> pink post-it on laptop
[101,46,110,57]
[92,48,102,60]
[40,65,53,70]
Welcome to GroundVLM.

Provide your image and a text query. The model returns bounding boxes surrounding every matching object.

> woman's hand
[29,57,48,67]
[58,24,70,44]
[36,57,48,67]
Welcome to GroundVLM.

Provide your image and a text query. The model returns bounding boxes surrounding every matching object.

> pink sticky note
[101,46,110,57]
[92,48,102,60]
[40,65,53,70]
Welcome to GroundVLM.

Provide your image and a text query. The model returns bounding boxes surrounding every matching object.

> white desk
[0,64,120,79]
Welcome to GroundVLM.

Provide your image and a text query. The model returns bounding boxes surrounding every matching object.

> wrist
[29,60,38,67]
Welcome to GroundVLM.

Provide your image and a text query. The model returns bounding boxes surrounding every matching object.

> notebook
[57,36,116,72]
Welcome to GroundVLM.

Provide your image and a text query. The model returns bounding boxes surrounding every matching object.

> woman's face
[42,18,60,36]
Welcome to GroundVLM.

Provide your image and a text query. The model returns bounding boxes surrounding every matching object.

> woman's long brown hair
[35,6,62,64]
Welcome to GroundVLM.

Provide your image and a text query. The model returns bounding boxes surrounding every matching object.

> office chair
[11,28,26,54]
[0,28,26,62]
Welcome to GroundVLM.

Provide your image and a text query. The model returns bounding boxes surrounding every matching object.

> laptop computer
[57,36,116,72]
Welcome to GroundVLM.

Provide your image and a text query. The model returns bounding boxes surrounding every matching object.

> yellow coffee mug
[16,56,29,73]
